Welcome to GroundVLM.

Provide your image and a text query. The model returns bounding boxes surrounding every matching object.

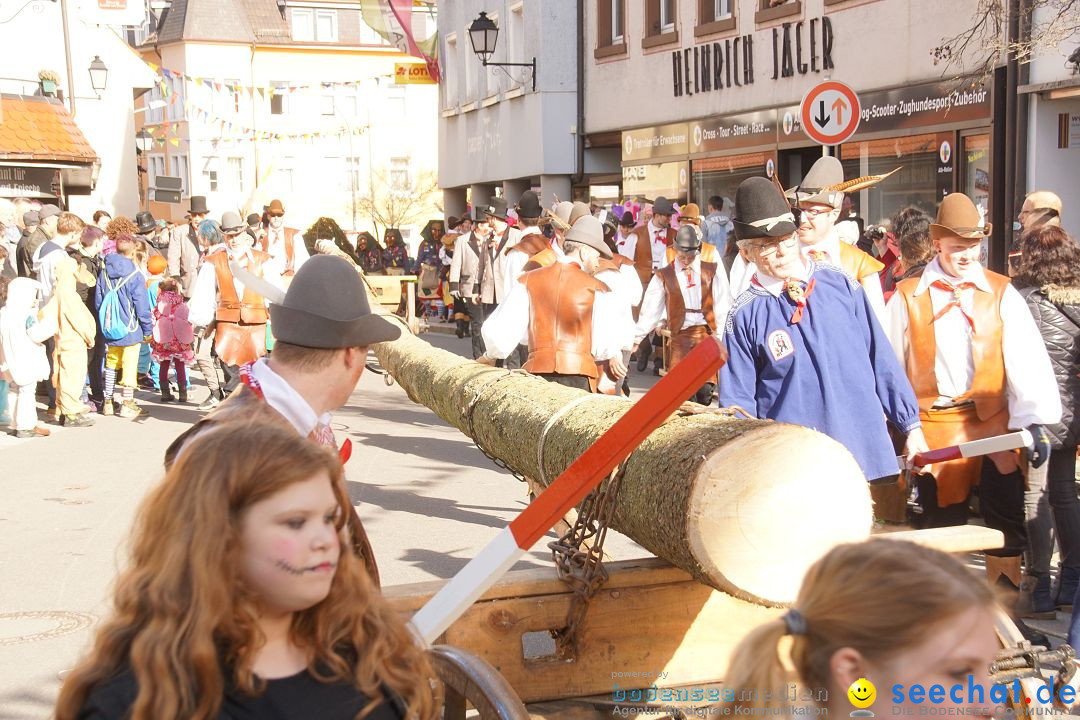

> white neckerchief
[249,358,332,437]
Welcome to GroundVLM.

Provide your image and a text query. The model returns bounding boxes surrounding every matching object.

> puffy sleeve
[591,287,633,359]
[633,274,667,345]
[481,282,530,359]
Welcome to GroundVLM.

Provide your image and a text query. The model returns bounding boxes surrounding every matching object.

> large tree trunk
[372,329,872,606]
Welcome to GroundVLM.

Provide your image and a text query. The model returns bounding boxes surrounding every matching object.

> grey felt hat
[564,215,613,258]
[792,156,845,208]
[38,204,60,221]
[220,211,245,233]
[485,197,509,220]
[269,255,401,348]
[652,196,675,216]
[673,225,702,252]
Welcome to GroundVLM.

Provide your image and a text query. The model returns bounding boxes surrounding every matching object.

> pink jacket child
[150,280,195,403]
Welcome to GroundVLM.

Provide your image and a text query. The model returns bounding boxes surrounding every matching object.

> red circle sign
[800,81,861,146]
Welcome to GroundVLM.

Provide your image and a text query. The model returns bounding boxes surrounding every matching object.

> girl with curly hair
[55,421,438,720]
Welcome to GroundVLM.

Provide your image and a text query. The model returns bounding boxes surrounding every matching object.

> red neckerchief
[929,279,977,332]
[239,363,352,464]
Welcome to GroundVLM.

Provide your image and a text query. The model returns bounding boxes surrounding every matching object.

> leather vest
[522,263,609,379]
[631,225,674,289]
[522,246,559,272]
[207,250,271,324]
[658,261,718,334]
[893,271,1010,421]
[507,233,549,258]
[838,241,885,280]
[597,254,635,273]
[665,242,719,266]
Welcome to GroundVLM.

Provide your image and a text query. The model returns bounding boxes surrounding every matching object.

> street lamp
[135,129,154,153]
[468,11,537,91]
[88,56,108,97]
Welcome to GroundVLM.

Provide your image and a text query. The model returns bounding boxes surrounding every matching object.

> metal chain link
[461,369,531,483]
[547,460,628,658]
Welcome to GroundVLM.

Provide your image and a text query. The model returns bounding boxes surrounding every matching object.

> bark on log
[372,327,872,606]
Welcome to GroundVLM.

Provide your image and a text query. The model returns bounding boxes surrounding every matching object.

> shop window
[755,0,801,25]
[838,132,941,230]
[691,153,773,227]
[962,134,991,223]
[643,0,679,50]
[696,0,736,36]
[595,0,628,59]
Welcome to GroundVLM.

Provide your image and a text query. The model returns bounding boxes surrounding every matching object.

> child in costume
[41,255,96,427]
[150,278,195,404]
[0,278,56,437]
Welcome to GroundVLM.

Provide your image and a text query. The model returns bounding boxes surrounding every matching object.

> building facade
[585,0,997,234]
[0,0,156,217]
[438,0,601,215]
[135,0,439,244]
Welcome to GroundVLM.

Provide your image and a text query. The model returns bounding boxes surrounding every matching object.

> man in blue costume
[718,177,928,482]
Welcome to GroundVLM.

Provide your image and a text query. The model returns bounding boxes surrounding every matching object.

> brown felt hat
[930,193,991,242]
[269,255,400,348]
[267,199,286,216]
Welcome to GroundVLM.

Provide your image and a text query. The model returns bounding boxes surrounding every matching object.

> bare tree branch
[356,167,440,239]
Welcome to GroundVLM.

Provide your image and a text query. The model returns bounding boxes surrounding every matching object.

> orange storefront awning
[0,94,98,163]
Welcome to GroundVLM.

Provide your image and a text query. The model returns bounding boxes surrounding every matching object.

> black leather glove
[1027,424,1051,469]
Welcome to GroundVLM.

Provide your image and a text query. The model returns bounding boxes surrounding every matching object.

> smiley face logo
[848,678,876,713]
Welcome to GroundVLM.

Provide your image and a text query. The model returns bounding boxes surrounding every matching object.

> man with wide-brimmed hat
[720,177,928,483]
[885,192,1060,589]
[626,196,677,293]
[496,191,549,368]
[169,195,208,299]
[188,211,275,409]
[262,198,309,281]
[482,215,631,391]
[790,156,888,321]
[635,225,731,403]
[166,254,399,584]
[449,205,497,358]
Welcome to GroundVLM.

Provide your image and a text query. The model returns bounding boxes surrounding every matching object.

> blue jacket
[95,254,153,347]
[719,262,921,481]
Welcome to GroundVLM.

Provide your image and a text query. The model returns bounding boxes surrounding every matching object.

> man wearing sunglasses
[719,177,928,484]
[1018,191,1063,234]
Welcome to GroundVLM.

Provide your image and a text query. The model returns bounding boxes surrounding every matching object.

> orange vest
[893,271,1010,421]
[522,246,560,272]
[207,250,271,324]
[522,263,609,379]
[664,242,719,266]
[506,233,549,258]
[837,241,885,280]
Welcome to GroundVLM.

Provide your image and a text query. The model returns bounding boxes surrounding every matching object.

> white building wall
[0,0,156,217]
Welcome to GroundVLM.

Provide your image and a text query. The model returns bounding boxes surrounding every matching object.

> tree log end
[686,422,872,607]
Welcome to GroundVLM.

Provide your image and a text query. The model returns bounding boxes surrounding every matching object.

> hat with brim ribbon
[220,211,245,234]
[545,201,575,231]
[516,191,542,219]
[790,156,846,209]
[733,177,799,243]
[652,196,675,216]
[268,255,401,348]
[485,197,509,221]
[267,199,286,217]
[564,216,613,258]
[930,193,992,242]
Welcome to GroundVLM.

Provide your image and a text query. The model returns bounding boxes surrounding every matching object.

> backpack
[99,269,140,341]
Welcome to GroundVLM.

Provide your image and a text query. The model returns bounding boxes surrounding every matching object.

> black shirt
[78,666,405,720]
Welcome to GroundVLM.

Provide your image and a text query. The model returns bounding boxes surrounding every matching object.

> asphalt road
[0,328,658,719]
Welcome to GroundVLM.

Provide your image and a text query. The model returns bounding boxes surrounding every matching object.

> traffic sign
[799,80,861,146]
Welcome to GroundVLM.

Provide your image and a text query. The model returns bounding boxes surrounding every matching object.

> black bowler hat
[135,210,157,235]
[733,177,798,242]
[470,205,487,223]
[485,197,509,221]
[673,225,702,252]
[447,215,461,230]
[652,196,675,216]
[270,255,401,348]
[515,191,542,219]
[618,210,635,227]
[246,213,261,228]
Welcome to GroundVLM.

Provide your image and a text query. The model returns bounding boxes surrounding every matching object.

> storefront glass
[962,134,991,223]
[691,152,775,210]
[839,132,941,228]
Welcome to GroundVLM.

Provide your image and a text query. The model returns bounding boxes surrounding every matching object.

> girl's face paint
[238,473,341,615]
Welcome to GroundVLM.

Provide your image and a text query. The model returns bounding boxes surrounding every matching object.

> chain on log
[371,323,873,607]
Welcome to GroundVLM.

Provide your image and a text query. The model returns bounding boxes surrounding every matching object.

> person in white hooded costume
[0,278,56,437]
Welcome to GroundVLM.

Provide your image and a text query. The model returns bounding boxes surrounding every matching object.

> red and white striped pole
[898,430,1033,470]
[410,338,729,645]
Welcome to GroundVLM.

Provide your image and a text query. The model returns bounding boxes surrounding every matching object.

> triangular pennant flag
[215,82,223,92]
[169,137,180,147]
[147,62,159,73]
[155,137,166,146]
[195,77,204,87]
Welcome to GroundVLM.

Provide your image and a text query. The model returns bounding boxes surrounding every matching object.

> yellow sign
[394,63,436,85]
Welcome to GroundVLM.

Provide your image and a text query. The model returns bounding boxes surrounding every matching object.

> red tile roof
[0,95,98,163]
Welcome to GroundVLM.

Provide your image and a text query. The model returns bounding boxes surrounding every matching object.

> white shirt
[264,227,310,277]
[595,262,644,351]
[188,246,275,328]
[481,255,630,362]
[800,228,887,324]
[633,256,733,344]
[884,256,1061,429]
[729,253,755,297]
[498,226,548,301]
[615,230,636,262]
[647,221,669,269]
[249,357,331,436]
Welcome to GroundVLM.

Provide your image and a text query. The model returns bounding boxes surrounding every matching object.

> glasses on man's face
[798,205,830,222]
[748,234,798,258]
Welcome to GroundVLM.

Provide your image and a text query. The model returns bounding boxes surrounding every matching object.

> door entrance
[777,146,826,192]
